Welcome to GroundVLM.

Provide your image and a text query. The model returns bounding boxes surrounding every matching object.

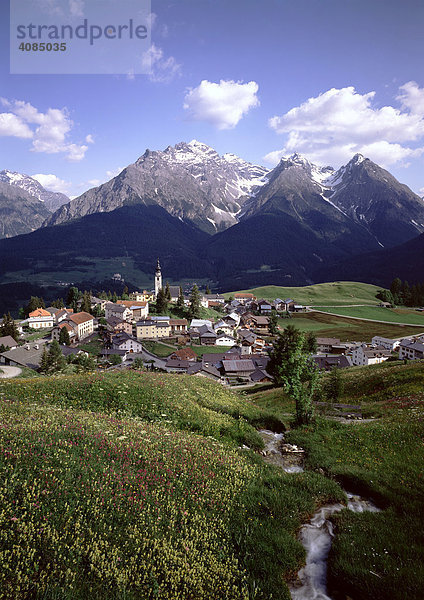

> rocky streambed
[258,430,380,600]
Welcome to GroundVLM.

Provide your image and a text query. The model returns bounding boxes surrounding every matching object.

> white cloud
[268,84,424,168]
[85,134,94,144]
[65,143,89,162]
[263,149,286,166]
[0,112,33,138]
[183,79,260,130]
[0,99,91,161]
[397,81,424,116]
[419,187,424,197]
[32,173,71,195]
[141,43,181,83]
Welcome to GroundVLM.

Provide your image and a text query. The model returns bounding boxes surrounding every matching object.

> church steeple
[154,258,162,298]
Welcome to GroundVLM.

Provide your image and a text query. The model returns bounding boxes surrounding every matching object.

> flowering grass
[0,394,344,599]
[0,371,284,449]
[0,399,252,599]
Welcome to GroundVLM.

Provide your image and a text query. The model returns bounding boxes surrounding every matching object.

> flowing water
[258,430,380,600]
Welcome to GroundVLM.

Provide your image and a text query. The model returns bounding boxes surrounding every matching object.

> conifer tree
[51,298,65,309]
[165,282,171,301]
[188,284,201,319]
[59,327,71,346]
[80,291,91,313]
[39,346,50,373]
[268,311,279,335]
[205,285,211,295]
[67,287,80,312]
[304,331,317,354]
[156,288,168,314]
[0,313,19,341]
[176,286,185,309]
[25,296,45,316]
[45,340,66,373]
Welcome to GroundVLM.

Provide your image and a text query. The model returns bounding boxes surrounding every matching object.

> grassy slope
[0,371,345,600]
[289,413,424,600]
[248,362,424,599]
[0,371,282,449]
[143,340,176,357]
[247,361,424,420]
[280,361,424,600]
[285,312,424,341]
[226,281,382,305]
[316,305,424,325]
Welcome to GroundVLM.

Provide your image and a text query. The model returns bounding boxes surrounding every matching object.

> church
[154,259,181,302]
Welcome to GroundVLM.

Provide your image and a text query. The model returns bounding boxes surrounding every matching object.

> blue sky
[1,0,424,198]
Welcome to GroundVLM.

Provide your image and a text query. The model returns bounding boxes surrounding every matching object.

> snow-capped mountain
[244,152,424,249]
[0,181,52,239]
[47,141,269,233]
[0,170,69,212]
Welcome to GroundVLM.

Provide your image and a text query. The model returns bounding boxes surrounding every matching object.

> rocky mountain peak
[0,169,69,212]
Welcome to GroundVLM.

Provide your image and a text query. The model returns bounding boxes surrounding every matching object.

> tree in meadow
[268,325,321,425]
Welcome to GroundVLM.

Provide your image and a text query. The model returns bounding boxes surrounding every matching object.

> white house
[112,333,143,353]
[105,303,132,322]
[190,319,212,330]
[67,312,95,341]
[24,308,54,329]
[216,334,236,347]
[214,320,235,336]
[0,335,18,350]
[226,312,240,327]
[399,340,424,361]
[371,336,400,351]
[351,344,391,366]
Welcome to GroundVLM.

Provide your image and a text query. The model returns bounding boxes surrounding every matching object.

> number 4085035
[19,42,67,51]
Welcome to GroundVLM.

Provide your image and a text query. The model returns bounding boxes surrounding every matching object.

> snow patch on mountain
[0,170,70,212]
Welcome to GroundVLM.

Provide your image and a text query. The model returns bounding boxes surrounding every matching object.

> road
[0,366,22,379]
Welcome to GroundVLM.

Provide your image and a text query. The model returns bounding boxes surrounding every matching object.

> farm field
[228,281,382,305]
[315,305,424,325]
[143,340,176,357]
[0,371,344,600]
[280,311,424,341]
[190,345,233,357]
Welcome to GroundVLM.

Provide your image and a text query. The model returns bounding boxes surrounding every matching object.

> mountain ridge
[46,140,269,234]
[0,170,70,212]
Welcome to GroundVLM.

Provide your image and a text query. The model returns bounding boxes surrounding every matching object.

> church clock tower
[154,258,162,298]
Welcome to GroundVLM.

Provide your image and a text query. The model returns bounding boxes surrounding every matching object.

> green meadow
[1,361,423,599]
[228,281,382,305]
[282,311,424,341]
[316,305,424,325]
[0,371,343,600]
[250,360,424,600]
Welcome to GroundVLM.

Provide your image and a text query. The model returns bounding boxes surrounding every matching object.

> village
[1,260,424,384]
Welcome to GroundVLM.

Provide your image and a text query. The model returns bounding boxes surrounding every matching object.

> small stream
[258,430,380,600]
